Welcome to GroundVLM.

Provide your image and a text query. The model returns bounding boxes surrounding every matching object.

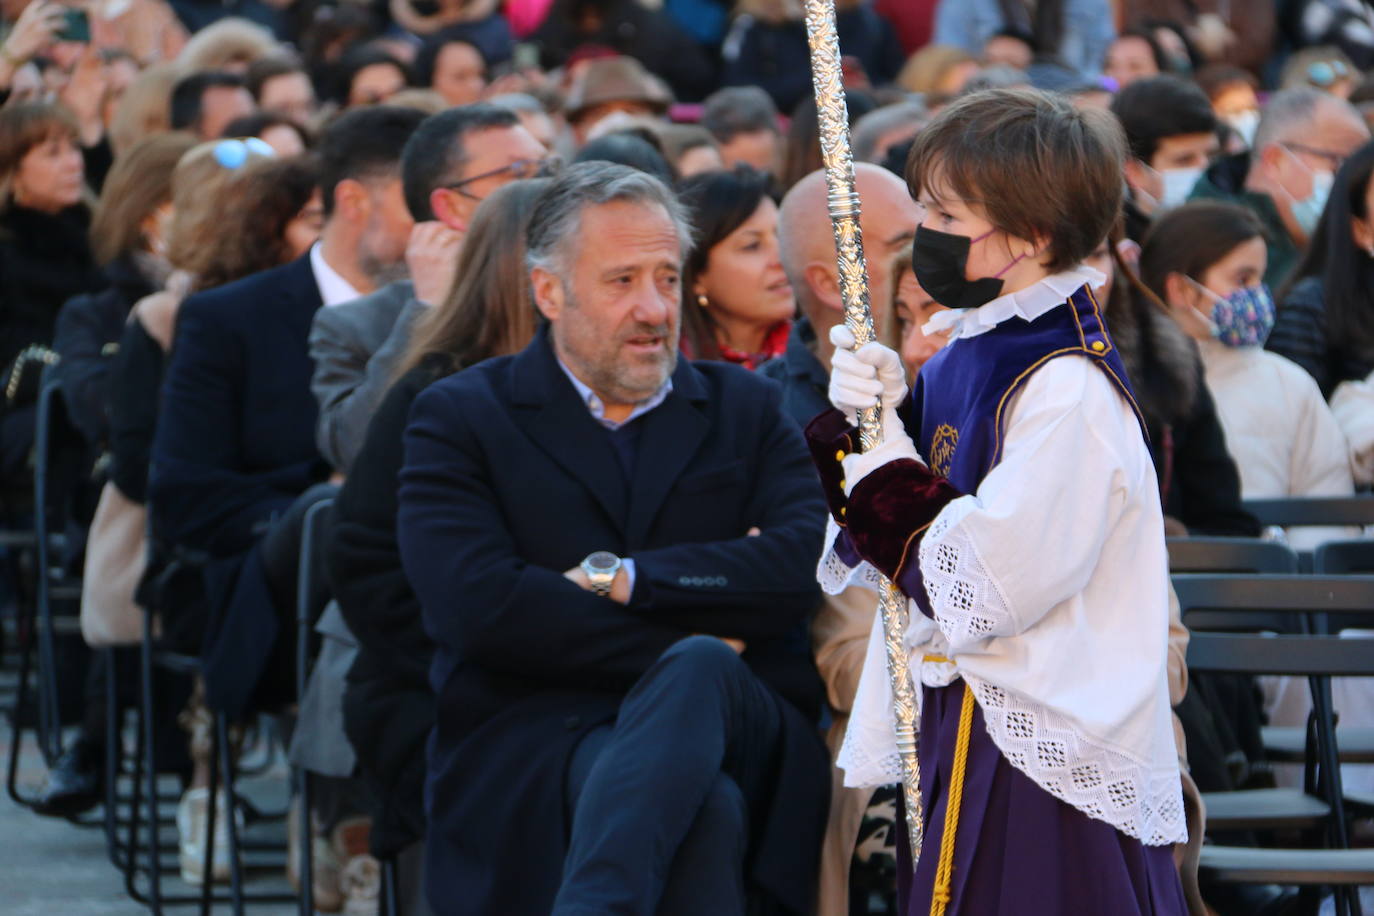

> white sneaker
[340,853,381,916]
[176,787,240,885]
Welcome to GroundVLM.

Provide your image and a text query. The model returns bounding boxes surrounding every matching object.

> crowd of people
[0,0,1372,913]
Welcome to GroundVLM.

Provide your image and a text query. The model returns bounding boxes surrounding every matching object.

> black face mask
[911,225,1007,310]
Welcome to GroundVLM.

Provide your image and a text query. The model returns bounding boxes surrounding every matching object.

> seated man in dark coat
[397,162,831,915]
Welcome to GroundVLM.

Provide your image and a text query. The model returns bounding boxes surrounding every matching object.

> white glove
[829,327,922,493]
[828,325,909,426]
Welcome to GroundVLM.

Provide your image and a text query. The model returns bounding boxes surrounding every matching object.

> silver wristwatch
[581,550,622,597]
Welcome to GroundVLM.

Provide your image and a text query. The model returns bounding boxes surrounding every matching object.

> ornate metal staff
[802,0,925,864]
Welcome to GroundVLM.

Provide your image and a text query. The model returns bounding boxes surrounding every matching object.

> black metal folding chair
[294,497,332,916]
[1315,540,1374,575]
[1167,537,1299,575]
[1187,629,1374,916]
[1243,497,1374,529]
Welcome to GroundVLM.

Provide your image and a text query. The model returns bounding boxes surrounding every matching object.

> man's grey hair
[851,101,928,163]
[526,161,694,275]
[1253,88,1357,153]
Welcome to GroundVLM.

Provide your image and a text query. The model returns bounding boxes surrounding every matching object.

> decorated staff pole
[802,0,925,865]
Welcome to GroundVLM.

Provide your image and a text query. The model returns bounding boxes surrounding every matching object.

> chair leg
[216,713,246,916]
[202,716,219,916]
[141,625,163,915]
[383,855,400,916]
[299,769,313,916]
[122,683,146,903]
[5,606,35,807]
[103,650,122,870]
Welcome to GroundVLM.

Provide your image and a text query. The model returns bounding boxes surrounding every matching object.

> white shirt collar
[922,265,1106,342]
[556,356,673,430]
[309,241,363,307]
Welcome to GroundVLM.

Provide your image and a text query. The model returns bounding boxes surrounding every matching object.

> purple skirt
[894,681,1187,915]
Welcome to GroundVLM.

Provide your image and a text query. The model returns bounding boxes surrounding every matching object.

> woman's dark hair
[194,155,320,291]
[1138,201,1265,303]
[1113,27,1168,75]
[334,44,411,105]
[573,132,674,185]
[221,111,313,148]
[413,29,486,88]
[0,101,81,208]
[677,165,775,360]
[398,178,550,377]
[1281,139,1374,355]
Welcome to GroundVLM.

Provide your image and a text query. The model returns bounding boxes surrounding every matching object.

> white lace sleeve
[817,515,886,596]
[918,498,1019,649]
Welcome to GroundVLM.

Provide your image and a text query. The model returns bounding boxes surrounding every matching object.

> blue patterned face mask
[1190,280,1276,348]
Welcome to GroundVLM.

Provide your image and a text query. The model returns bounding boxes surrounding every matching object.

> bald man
[762,163,920,426]
[759,163,919,916]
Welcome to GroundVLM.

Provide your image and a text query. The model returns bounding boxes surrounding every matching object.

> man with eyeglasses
[309,103,551,474]
[1190,87,1369,288]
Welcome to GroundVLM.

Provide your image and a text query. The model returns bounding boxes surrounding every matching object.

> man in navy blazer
[149,106,425,719]
[397,162,830,915]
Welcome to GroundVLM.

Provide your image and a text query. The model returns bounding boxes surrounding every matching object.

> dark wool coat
[328,355,449,858]
[397,327,831,915]
[0,203,104,370]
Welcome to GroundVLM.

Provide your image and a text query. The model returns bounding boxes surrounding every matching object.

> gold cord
[930,683,976,916]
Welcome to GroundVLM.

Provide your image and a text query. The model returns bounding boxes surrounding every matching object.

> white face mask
[1159,166,1204,209]
[1226,109,1260,148]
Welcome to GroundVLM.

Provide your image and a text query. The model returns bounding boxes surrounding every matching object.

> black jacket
[397,327,829,914]
[1268,275,1374,399]
[532,0,717,101]
[722,7,907,112]
[328,355,448,858]
[51,256,158,449]
[0,203,104,371]
[149,255,328,716]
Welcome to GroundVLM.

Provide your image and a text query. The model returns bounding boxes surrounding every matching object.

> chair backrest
[1167,537,1299,573]
[1187,632,1374,677]
[1314,539,1374,574]
[1243,496,1374,528]
[32,372,92,561]
[1172,573,1374,633]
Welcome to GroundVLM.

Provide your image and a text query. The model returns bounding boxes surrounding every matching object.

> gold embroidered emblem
[929,424,959,477]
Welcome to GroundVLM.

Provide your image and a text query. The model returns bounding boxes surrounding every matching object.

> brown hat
[564,56,674,121]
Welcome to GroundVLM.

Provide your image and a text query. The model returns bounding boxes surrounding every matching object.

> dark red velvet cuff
[845,458,960,585]
[804,407,860,526]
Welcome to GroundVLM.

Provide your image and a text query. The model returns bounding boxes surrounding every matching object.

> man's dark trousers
[553,636,786,916]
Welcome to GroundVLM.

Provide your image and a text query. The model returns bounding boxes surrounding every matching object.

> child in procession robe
[806,88,1189,914]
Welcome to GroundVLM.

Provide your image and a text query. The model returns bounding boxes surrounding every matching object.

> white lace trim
[969,678,1187,846]
[817,516,886,595]
[920,507,1017,645]
[835,504,1187,846]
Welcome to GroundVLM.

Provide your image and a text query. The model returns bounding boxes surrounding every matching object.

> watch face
[585,550,619,573]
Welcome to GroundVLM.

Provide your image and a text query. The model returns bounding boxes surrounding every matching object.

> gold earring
[697,294,709,308]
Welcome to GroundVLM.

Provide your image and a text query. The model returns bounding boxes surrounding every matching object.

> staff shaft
[801,0,925,866]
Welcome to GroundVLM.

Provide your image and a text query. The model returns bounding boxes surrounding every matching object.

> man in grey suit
[309,103,549,472]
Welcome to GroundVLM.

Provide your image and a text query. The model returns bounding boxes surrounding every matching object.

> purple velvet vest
[911,285,1147,496]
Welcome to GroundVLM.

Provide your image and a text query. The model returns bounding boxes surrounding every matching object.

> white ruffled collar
[923,265,1106,342]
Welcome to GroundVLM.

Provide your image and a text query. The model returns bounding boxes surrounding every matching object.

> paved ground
[0,680,298,915]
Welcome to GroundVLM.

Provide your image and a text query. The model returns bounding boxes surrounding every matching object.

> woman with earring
[678,166,796,370]
[1140,201,1354,549]
[1270,140,1374,398]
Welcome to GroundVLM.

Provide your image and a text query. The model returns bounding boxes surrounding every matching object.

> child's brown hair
[906,89,1126,273]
